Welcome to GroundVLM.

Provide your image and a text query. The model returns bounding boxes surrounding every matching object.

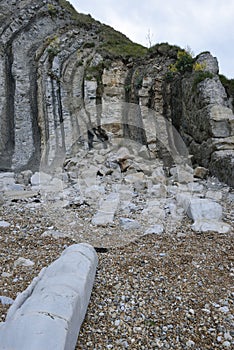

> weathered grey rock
[31,172,52,187]
[2,190,39,202]
[176,167,194,184]
[209,150,234,187]
[113,184,134,212]
[15,170,33,186]
[151,167,167,184]
[6,183,24,192]
[0,296,14,306]
[142,200,166,223]
[0,172,15,180]
[84,185,106,203]
[147,183,167,198]
[144,224,164,235]
[185,198,231,233]
[0,243,98,350]
[0,192,3,205]
[0,172,16,191]
[191,220,231,233]
[194,166,209,179]
[138,145,151,159]
[206,190,223,201]
[133,179,148,192]
[176,192,192,211]
[119,218,141,230]
[186,198,222,222]
[196,52,219,74]
[124,172,145,185]
[169,51,233,185]
[209,105,234,138]
[92,193,120,226]
[41,230,68,239]
[14,257,35,268]
[114,147,134,162]
[0,0,232,189]
[199,77,227,107]
[79,166,100,188]
[0,220,10,227]
[187,182,204,193]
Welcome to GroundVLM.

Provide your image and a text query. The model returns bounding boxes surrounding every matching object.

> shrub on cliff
[169,50,194,74]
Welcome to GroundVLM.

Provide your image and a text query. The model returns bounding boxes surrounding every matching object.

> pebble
[189,308,195,315]
[202,308,211,314]
[144,224,164,235]
[224,332,232,341]
[0,296,14,305]
[177,232,186,238]
[41,230,67,239]
[219,306,229,313]
[1,272,12,278]
[13,257,35,268]
[222,341,231,347]
[114,320,120,326]
[119,218,141,230]
[0,221,10,228]
[186,340,195,347]
[159,253,167,257]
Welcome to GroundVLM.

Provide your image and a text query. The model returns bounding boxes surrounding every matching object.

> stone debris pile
[0,140,232,245]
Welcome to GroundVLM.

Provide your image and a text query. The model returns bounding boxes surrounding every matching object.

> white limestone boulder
[92,192,120,226]
[186,198,231,233]
[119,217,141,230]
[187,198,222,221]
[191,220,231,234]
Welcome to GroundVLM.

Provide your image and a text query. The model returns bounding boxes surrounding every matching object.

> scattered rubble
[0,140,233,349]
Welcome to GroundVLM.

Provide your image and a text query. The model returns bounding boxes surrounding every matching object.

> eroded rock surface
[0,0,233,186]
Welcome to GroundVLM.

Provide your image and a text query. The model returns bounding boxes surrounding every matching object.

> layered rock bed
[0,1,233,348]
[0,141,233,349]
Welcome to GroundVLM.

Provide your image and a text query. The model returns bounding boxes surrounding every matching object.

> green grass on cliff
[58,0,96,26]
[58,0,147,59]
[97,25,147,58]
[148,42,180,58]
[57,2,191,61]
[57,2,190,61]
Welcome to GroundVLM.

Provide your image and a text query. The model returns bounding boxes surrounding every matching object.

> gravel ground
[0,194,233,349]
[77,231,234,349]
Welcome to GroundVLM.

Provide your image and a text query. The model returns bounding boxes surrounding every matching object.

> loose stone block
[92,192,120,226]
[187,198,222,221]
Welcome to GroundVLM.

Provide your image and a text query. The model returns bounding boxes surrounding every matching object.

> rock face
[0,0,233,186]
[167,53,234,186]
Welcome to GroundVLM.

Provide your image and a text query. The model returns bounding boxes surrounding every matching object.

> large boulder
[0,244,98,350]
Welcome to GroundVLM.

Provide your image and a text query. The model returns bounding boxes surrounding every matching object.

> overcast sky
[70,0,233,79]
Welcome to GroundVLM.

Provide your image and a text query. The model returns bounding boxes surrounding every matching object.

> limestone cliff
[0,0,233,186]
